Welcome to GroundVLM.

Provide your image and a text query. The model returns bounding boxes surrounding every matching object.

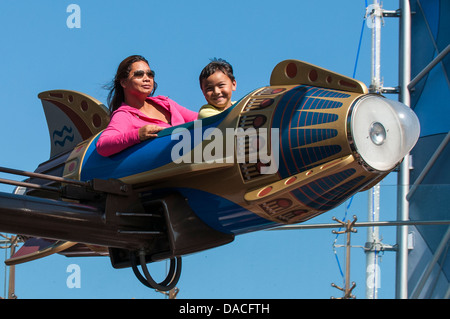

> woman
[96,55,198,157]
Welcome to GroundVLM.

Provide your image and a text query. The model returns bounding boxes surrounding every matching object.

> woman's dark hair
[199,58,235,89]
[105,55,158,113]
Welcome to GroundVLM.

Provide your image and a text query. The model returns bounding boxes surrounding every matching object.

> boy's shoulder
[198,104,221,119]
[199,103,219,111]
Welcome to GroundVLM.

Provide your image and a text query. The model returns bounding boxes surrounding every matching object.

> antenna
[1,234,20,299]
[331,216,358,299]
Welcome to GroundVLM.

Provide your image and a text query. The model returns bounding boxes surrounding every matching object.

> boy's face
[201,70,236,109]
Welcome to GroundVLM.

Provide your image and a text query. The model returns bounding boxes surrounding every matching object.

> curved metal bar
[129,250,182,291]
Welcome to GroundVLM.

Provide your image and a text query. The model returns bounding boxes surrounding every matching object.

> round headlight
[349,95,420,172]
[369,122,386,145]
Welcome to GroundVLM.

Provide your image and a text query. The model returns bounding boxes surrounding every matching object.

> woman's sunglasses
[132,70,155,79]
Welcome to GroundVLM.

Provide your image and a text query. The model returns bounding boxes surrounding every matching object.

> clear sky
[0,0,403,299]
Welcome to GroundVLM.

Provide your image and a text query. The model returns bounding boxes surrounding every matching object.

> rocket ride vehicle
[0,60,420,290]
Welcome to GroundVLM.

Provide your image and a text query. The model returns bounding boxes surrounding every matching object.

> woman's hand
[138,125,164,141]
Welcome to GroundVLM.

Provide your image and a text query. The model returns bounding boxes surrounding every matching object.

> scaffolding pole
[396,0,411,299]
[366,0,383,299]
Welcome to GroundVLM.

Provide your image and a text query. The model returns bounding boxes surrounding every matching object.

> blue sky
[0,1,403,299]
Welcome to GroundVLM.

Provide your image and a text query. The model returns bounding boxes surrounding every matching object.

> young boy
[198,58,237,119]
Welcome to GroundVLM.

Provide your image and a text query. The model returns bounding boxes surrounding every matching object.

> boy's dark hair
[199,58,235,89]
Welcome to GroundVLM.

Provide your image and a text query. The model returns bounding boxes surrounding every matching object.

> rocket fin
[270,59,368,94]
[5,237,77,266]
[38,90,110,159]
[244,155,355,203]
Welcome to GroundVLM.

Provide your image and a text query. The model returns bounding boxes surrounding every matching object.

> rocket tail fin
[270,59,368,94]
[5,237,77,266]
[38,90,110,158]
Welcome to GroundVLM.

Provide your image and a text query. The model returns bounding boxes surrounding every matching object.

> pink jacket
[96,96,198,157]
